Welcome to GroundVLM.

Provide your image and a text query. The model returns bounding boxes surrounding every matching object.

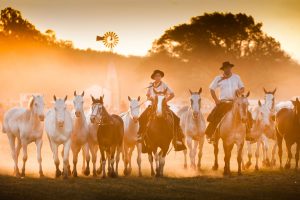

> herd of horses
[1,88,300,179]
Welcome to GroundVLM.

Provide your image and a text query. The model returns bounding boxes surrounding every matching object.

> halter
[91,103,112,126]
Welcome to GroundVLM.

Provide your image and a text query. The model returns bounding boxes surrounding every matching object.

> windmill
[96,31,119,52]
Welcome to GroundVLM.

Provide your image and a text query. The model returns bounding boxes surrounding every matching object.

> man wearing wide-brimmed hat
[137,69,186,151]
[205,61,252,143]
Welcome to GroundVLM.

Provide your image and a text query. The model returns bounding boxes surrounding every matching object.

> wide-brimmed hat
[151,69,164,79]
[220,61,234,70]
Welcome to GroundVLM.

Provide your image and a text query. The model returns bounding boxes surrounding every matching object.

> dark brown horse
[90,95,124,178]
[276,98,300,170]
[144,89,174,177]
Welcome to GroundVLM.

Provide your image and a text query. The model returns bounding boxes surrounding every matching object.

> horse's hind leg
[136,143,142,177]
[237,143,244,175]
[8,134,20,177]
[212,138,219,170]
[35,138,44,177]
[295,142,299,171]
[197,136,204,171]
[183,149,188,169]
[20,139,28,177]
[277,133,283,169]
[115,145,122,177]
[100,148,106,178]
[271,142,278,167]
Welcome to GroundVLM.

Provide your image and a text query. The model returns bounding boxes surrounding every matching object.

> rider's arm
[166,93,174,102]
[210,89,220,105]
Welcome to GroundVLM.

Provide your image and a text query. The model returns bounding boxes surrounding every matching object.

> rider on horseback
[137,69,187,151]
[205,61,253,143]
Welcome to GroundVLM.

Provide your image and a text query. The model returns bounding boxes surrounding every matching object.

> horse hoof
[123,169,129,176]
[284,163,291,170]
[151,171,155,177]
[102,175,106,179]
[255,166,259,171]
[72,171,78,178]
[93,170,97,177]
[55,170,62,178]
[212,165,218,171]
[184,164,187,169]
[63,174,68,180]
[39,172,45,178]
[271,159,276,166]
[21,172,25,178]
[96,168,102,175]
[155,173,160,178]
[245,162,252,169]
[223,171,231,176]
[138,172,142,177]
[238,171,242,176]
[84,169,90,176]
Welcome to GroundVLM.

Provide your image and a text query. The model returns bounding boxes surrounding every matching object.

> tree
[151,12,288,63]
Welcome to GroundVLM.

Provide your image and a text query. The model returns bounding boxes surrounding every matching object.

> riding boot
[173,125,187,151]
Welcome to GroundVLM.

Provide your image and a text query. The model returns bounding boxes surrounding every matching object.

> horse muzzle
[57,121,64,128]
[132,117,139,123]
[75,111,81,117]
[193,112,199,119]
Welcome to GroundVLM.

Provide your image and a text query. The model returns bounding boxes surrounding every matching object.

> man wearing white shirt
[205,61,252,143]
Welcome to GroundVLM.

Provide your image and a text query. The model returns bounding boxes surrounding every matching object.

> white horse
[246,99,275,170]
[218,91,250,175]
[180,88,206,170]
[2,95,45,177]
[71,91,90,177]
[45,95,73,179]
[121,96,142,176]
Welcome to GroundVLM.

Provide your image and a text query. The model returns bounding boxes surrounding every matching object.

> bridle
[91,103,112,126]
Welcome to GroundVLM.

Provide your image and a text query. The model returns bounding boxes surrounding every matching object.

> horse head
[263,88,276,109]
[73,90,85,117]
[234,90,250,123]
[256,100,274,131]
[292,98,300,124]
[128,96,140,123]
[53,95,68,128]
[189,88,202,119]
[152,88,168,118]
[29,95,45,121]
[90,95,107,124]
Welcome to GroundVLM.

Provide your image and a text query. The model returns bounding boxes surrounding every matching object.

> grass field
[1,131,300,200]
[0,170,299,200]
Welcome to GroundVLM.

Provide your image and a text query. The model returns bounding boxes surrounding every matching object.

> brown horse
[90,95,124,178]
[276,98,300,170]
[144,88,174,177]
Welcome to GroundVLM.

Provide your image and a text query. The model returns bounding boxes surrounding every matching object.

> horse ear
[272,88,277,95]
[198,88,202,94]
[137,96,141,101]
[53,95,57,101]
[81,91,85,97]
[64,95,68,102]
[246,91,250,97]
[258,100,262,107]
[263,88,267,94]
[91,95,96,103]
[291,100,296,106]
[74,91,77,96]
[296,97,299,103]
[189,89,193,95]
[29,96,35,108]
[102,95,105,99]
[128,96,131,101]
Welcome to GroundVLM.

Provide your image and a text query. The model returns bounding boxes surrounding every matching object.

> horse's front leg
[82,143,90,176]
[245,141,252,169]
[186,137,195,169]
[148,153,155,177]
[71,144,80,177]
[128,145,134,175]
[212,138,219,170]
[255,139,261,171]
[237,142,244,175]
[262,135,270,167]
[35,138,44,177]
[159,153,166,177]
[136,143,142,177]
[123,143,129,176]
[271,142,278,167]
[21,139,28,177]
[197,135,204,171]
[63,139,71,179]
[154,151,160,177]
[276,132,283,169]
[115,145,121,177]
[53,143,61,178]
[285,142,293,169]
[7,134,20,177]
[295,142,299,171]
[100,148,106,178]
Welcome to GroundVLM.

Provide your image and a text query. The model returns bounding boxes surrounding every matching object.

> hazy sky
[1,0,300,62]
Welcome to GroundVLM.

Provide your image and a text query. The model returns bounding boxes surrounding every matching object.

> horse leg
[148,153,155,177]
[115,145,121,177]
[237,142,244,175]
[186,137,194,169]
[71,144,80,177]
[62,139,71,179]
[223,143,229,175]
[262,135,270,167]
[15,137,22,162]
[271,142,278,167]
[197,136,204,171]
[82,143,90,176]
[20,139,28,177]
[7,134,20,177]
[90,144,97,177]
[128,145,134,175]
[136,143,142,177]
[53,143,61,178]
[35,138,44,177]
[159,152,166,177]
[295,142,300,171]
[212,138,219,170]
[100,148,106,178]
[277,133,283,169]
[154,151,160,177]
[123,143,129,176]
[192,139,199,170]
[285,142,292,169]
[255,140,260,171]
[183,148,188,169]
[245,141,252,169]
